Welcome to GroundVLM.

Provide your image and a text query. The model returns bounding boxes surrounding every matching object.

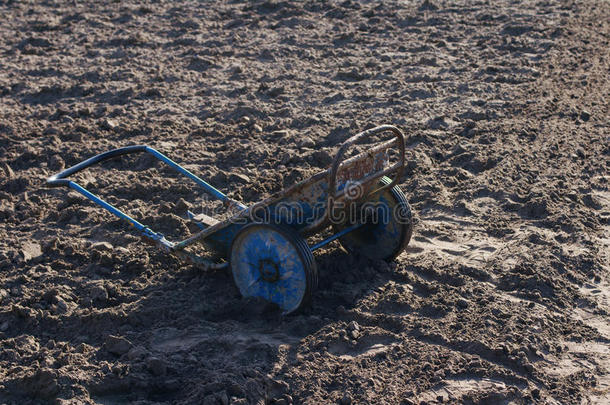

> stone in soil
[104,335,132,356]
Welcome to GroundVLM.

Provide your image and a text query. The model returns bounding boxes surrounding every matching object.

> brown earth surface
[1,0,609,404]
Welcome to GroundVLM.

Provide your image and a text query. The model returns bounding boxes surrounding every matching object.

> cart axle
[310,222,364,251]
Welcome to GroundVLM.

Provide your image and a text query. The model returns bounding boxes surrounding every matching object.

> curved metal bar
[327,124,406,220]
[47,145,149,187]
[47,146,162,236]
[46,145,242,269]
[47,145,235,206]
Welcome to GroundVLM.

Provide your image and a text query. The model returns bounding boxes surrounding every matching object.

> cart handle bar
[47,145,245,245]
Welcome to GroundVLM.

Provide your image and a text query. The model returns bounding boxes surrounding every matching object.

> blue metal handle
[47,145,230,201]
[47,145,146,187]
[47,145,242,245]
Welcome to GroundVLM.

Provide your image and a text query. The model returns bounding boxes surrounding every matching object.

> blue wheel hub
[259,259,280,282]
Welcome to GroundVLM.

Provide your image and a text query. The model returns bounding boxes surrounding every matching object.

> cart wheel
[230,223,318,314]
[334,176,413,262]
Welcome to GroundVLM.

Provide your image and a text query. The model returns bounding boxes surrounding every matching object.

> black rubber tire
[229,223,318,314]
[333,176,413,262]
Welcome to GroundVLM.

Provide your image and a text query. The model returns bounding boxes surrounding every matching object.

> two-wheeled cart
[47,125,413,313]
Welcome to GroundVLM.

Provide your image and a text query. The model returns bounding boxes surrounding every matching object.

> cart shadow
[87,248,390,402]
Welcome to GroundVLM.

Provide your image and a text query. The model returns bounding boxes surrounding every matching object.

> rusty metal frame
[48,125,407,270]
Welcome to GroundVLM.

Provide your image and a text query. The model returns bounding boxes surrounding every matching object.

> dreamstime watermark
[190,182,412,227]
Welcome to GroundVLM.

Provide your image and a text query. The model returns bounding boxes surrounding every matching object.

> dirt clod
[104,335,132,356]
[146,356,167,376]
[19,242,42,262]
